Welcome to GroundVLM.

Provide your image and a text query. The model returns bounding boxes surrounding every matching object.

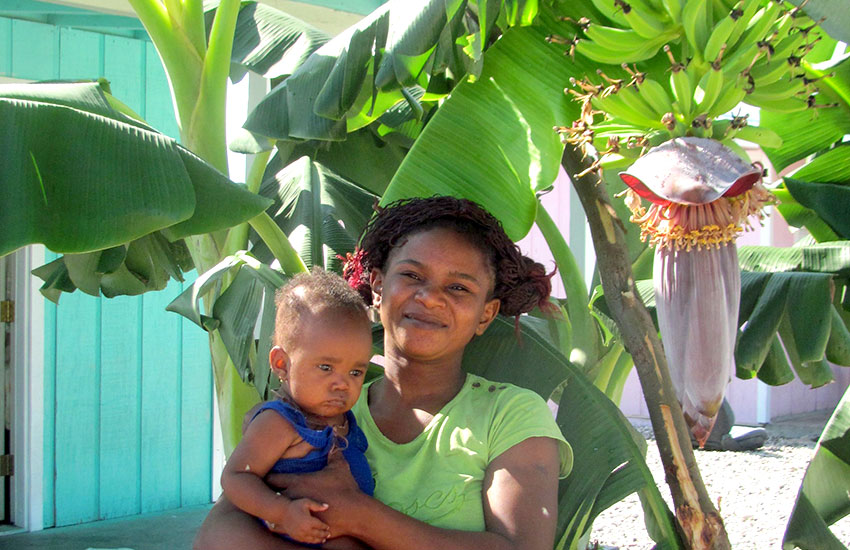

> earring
[368,304,380,324]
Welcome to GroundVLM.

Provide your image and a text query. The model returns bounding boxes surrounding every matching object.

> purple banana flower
[619,137,773,447]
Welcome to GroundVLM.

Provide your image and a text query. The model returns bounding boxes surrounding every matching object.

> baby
[221,268,374,547]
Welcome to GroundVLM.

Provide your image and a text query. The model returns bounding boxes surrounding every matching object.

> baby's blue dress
[251,399,374,494]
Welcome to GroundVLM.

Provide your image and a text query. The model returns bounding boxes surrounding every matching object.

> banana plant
[3,1,850,549]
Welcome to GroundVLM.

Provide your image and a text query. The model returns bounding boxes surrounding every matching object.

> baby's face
[280,311,372,421]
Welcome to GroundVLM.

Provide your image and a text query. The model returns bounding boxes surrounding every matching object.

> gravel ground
[588,412,850,550]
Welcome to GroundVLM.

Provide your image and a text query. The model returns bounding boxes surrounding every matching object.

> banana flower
[619,137,773,447]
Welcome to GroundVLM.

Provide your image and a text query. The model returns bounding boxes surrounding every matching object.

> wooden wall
[2,14,214,527]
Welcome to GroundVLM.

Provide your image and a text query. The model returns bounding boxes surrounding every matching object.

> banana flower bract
[619,137,773,447]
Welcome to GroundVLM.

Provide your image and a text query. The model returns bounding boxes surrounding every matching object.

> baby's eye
[349,369,364,377]
[317,364,332,371]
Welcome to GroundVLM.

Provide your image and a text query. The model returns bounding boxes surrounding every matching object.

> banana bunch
[557,0,832,162]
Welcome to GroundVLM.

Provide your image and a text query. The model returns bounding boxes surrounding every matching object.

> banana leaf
[167,251,287,399]
[241,0,538,144]
[471,320,679,550]
[204,1,331,83]
[250,156,379,270]
[783,385,850,550]
[0,81,270,258]
[381,2,596,241]
[782,146,850,241]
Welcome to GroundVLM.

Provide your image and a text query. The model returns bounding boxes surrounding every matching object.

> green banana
[661,0,682,23]
[704,6,740,63]
[619,85,665,120]
[592,92,667,128]
[696,64,726,113]
[682,0,711,51]
[707,83,746,116]
[618,0,670,38]
[590,0,631,26]
[724,0,762,50]
[747,76,806,101]
[722,40,764,75]
[749,55,799,87]
[584,24,661,51]
[665,46,695,119]
[737,1,782,47]
[636,76,675,116]
[575,35,668,64]
[771,28,809,60]
[731,124,783,148]
[744,93,809,112]
[825,306,850,366]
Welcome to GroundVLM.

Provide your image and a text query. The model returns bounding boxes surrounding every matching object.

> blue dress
[251,400,374,495]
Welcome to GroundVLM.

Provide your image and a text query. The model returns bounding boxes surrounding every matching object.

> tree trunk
[562,144,731,550]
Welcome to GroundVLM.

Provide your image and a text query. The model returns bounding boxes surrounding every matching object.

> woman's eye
[449,284,469,293]
[402,271,421,280]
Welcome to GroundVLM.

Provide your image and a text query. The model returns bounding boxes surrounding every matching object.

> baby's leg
[322,536,370,550]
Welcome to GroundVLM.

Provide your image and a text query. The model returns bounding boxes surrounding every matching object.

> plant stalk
[562,144,731,550]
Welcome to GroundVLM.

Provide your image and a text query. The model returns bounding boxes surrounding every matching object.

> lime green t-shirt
[351,373,572,531]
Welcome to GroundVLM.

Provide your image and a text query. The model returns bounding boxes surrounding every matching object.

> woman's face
[370,227,501,365]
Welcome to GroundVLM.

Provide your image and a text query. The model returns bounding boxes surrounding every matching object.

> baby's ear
[269,346,290,378]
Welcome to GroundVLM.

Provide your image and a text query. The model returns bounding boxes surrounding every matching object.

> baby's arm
[221,410,331,545]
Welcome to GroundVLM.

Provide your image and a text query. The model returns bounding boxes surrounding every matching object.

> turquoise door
[2,7,214,526]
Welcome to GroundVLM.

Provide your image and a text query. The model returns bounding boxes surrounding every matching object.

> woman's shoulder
[462,373,549,406]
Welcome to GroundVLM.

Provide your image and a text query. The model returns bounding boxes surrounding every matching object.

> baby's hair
[342,196,554,318]
[274,267,369,348]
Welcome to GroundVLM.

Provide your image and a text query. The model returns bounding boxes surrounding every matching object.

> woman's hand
[266,498,330,544]
[267,453,365,536]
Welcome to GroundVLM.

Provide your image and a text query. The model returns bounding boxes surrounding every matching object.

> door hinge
[0,300,13,323]
[0,455,12,476]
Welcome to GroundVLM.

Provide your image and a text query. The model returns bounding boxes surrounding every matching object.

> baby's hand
[269,498,330,544]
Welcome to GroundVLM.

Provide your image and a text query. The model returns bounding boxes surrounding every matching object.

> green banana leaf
[782,146,850,241]
[783,385,850,550]
[204,1,330,83]
[167,251,287,399]
[241,0,537,144]
[381,2,597,241]
[375,315,680,550]
[0,81,270,258]
[250,156,379,269]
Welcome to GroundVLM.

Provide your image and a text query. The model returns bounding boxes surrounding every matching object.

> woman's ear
[269,346,290,380]
[475,298,501,336]
[369,269,383,307]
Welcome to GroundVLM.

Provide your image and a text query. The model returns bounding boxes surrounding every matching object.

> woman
[194,196,573,550]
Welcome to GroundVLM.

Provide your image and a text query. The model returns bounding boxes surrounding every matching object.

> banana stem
[248,212,308,276]
[562,143,731,550]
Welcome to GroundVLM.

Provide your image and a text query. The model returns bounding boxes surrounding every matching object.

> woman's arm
[277,436,561,550]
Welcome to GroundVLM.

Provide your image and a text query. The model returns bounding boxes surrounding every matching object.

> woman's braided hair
[342,196,554,318]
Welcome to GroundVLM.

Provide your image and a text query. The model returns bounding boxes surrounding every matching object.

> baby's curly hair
[342,196,554,318]
[274,267,369,348]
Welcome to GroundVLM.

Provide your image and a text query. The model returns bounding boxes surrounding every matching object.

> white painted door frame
[10,246,45,532]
